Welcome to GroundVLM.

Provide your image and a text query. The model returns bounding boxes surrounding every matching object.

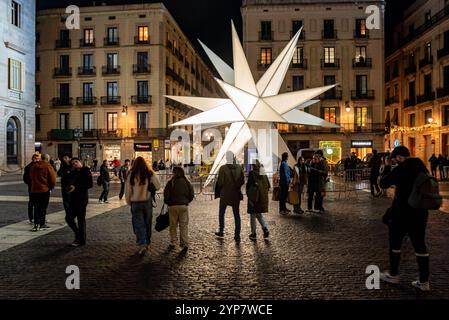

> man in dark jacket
[99,160,111,203]
[67,158,93,247]
[23,154,40,224]
[307,154,327,213]
[214,151,245,242]
[279,152,292,215]
[118,159,130,200]
[379,146,431,291]
[368,149,382,197]
[57,153,73,216]
[428,154,438,177]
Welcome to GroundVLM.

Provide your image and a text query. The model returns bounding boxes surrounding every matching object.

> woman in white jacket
[125,157,161,256]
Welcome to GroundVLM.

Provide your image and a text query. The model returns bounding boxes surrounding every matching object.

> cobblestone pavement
[0,189,448,300]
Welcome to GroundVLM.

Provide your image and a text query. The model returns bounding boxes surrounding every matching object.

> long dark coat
[246,170,270,214]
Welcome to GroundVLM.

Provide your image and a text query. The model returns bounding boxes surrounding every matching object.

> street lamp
[121,105,128,116]
[428,117,433,124]
[345,101,351,113]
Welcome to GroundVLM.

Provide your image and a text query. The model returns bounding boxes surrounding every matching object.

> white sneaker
[380,271,400,284]
[412,280,430,291]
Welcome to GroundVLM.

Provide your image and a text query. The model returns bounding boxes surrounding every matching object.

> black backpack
[408,172,442,210]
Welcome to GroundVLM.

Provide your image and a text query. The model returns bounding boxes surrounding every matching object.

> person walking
[246,161,270,241]
[214,151,245,242]
[438,154,445,180]
[428,154,438,177]
[118,159,130,200]
[279,152,292,215]
[315,150,329,211]
[368,149,382,197]
[92,158,98,173]
[306,154,327,213]
[57,153,73,216]
[30,154,57,231]
[379,146,431,291]
[99,160,111,203]
[164,166,194,251]
[125,157,161,255]
[23,154,40,224]
[292,156,308,214]
[66,158,93,247]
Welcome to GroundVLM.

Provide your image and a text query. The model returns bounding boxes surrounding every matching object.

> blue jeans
[219,203,241,237]
[99,181,109,202]
[250,213,268,234]
[131,201,153,246]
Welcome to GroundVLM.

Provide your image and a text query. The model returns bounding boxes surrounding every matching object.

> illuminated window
[324,47,335,63]
[138,26,149,42]
[355,46,366,62]
[355,107,368,127]
[84,29,94,44]
[260,48,272,65]
[292,47,303,64]
[356,19,366,37]
[323,107,338,124]
[107,112,117,131]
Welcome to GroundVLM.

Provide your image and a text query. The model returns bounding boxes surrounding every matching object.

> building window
[137,81,148,97]
[36,114,41,132]
[292,20,303,34]
[6,118,19,164]
[137,112,148,129]
[444,106,449,126]
[355,19,367,37]
[107,112,117,131]
[260,48,272,65]
[59,113,69,130]
[444,65,449,88]
[424,109,433,123]
[409,113,416,127]
[322,107,338,124]
[292,47,304,65]
[107,27,118,43]
[138,26,149,42]
[83,113,94,130]
[260,21,272,40]
[425,42,432,60]
[60,55,70,70]
[166,113,169,128]
[84,29,94,44]
[8,58,23,92]
[323,19,335,38]
[60,83,70,101]
[11,1,21,28]
[409,80,415,99]
[36,57,40,72]
[355,46,367,62]
[106,53,118,68]
[292,76,304,91]
[83,54,93,68]
[36,84,40,102]
[107,81,118,98]
[324,47,335,63]
[137,52,148,67]
[356,75,368,94]
[83,82,93,98]
[424,73,432,95]
[355,107,368,127]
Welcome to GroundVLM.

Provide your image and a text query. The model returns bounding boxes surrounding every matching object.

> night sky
[37,0,417,63]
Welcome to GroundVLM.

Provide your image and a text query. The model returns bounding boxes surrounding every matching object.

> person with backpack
[379,146,438,291]
[214,151,245,242]
[246,161,270,241]
[279,152,292,215]
[66,158,93,247]
[98,160,110,203]
[125,157,161,256]
[164,166,194,251]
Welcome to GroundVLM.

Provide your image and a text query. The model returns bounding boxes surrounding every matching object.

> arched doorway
[6,117,20,165]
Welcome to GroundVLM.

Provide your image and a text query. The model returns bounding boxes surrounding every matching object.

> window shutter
[21,62,25,92]
[8,59,12,89]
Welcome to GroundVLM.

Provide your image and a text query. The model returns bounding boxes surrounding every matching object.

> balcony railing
[320,59,340,69]
[322,29,337,40]
[291,30,306,40]
[104,37,119,46]
[52,97,73,107]
[257,60,272,70]
[354,29,370,39]
[352,58,372,68]
[55,39,71,49]
[416,91,436,104]
[102,65,120,75]
[404,64,417,76]
[385,95,399,106]
[319,90,342,100]
[404,97,416,108]
[437,46,449,60]
[80,39,95,47]
[280,123,386,134]
[166,66,184,86]
[99,129,122,139]
[437,87,449,99]
[166,98,191,113]
[133,64,151,74]
[77,66,96,76]
[351,90,375,100]
[291,59,307,69]
[258,31,273,41]
[131,95,152,105]
[53,67,72,77]
[81,129,98,139]
[100,96,121,105]
[134,36,150,45]
[419,56,433,69]
[131,128,171,138]
[76,97,97,106]
[48,129,74,141]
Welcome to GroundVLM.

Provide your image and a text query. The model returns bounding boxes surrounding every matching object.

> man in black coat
[67,158,93,247]
[379,146,431,291]
[368,149,382,197]
[23,154,40,224]
[57,153,73,216]
[99,160,111,203]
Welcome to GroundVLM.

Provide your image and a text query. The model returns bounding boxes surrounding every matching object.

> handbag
[155,204,170,232]
[287,189,300,205]
[272,186,280,201]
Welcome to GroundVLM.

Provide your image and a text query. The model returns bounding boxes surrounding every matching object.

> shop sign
[80,143,96,149]
[134,143,152,152]
[165,140,171,149]
[351,140,373,148]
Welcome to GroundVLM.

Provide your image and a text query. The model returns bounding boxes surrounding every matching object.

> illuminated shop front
[134,143,152,164]
[319,141,341,165]
[351,140,373,159]
[103,144,121,161]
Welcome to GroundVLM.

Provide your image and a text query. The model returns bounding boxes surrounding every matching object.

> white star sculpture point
[166,22,339,183]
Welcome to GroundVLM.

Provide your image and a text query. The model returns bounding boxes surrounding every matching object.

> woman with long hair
[125,157,161,256]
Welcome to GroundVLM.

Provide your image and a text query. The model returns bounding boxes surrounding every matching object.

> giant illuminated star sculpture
[166,22,339,184]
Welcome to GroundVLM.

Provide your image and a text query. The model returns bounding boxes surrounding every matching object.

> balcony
[290,30,306,40]
[322,29,337,40]
[131,95,152,105]
[416,92,436,104]
[52,97,73,107]
[437,46,449,60]
[385,95,399,106]
[419,56,433,69]
[166,98,191,113]
[102,65,120,75]
[354,29,370,39]
[291,59,307,69]
[437,87,449,99]
[404,64,417,76]
[53,67,72,77]
[48,129,74,141]
[258,31,273,41]
[81,129,98,139]
[99,129,122,139]
[77,66,96,76]
[76,97,97,106]
[319,90,342,100]
[404,97,416,108]
[351,90,375,100]
[320,59,340,69]
[131,128,171,138]
[80,39,95,47]
[352,58,372,68]
[165,66,184,86]
[257,60,272,70]
[100,96,121,105]
[133,64,151,74]
[104,37,119,46]
[55,39,71,49]
[134,36,150,45]
[280,123,386,134]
